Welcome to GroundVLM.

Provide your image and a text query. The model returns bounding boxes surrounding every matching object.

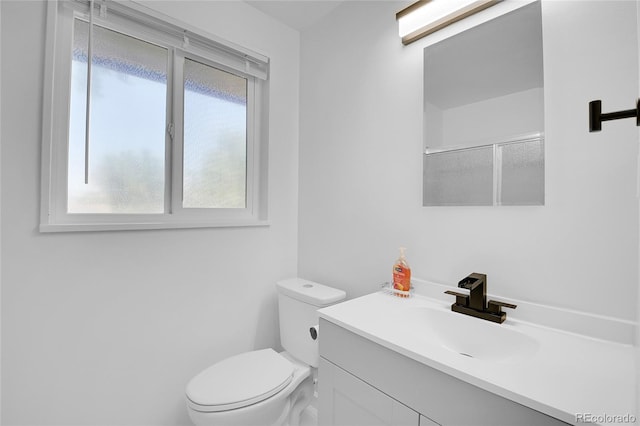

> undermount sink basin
[406,306,539,362]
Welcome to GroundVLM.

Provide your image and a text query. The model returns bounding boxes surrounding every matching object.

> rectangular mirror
[423,1,544,206]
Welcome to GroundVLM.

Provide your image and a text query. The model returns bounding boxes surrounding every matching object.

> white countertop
[318,291,638,425]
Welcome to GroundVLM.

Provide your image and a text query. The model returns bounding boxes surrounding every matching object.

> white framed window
[40,0,269,232]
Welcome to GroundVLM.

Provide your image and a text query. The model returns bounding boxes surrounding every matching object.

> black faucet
[444,273,516,324]
[458,273,486,312]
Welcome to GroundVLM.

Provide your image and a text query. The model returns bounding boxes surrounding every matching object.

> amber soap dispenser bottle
[392,247,411,296]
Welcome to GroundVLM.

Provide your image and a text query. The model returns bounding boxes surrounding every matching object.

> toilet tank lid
[276,278,346,307]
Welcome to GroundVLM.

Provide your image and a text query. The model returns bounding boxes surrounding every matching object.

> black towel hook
[589,99,640,132]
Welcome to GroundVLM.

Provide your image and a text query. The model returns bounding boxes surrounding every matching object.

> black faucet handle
[445,290,469,306]
[487,300,517,314]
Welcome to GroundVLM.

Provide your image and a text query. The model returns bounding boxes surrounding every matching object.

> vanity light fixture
[396,0,499,45]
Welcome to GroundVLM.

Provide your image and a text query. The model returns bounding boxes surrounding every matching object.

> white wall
[442,88,544,147]
[636,2,640,417]
[0,1,300,425]
[299,0,639,324]
[0,1,3,422]
[424,101,443,148]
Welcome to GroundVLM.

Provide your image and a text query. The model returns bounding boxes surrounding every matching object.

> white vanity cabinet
[319,358,423,426]
[318,318,569,426]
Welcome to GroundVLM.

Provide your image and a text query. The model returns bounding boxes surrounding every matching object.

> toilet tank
[276,278,346,368]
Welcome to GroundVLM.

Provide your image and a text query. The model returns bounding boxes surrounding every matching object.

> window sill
[39,219,270,233]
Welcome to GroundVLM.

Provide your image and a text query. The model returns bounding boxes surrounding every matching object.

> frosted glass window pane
[499,139,544,205]
[68,20,167,213]
[423,147,493,206]
[183,59,247,209]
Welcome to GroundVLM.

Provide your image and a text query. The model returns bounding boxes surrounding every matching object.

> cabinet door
[319,357,419,426]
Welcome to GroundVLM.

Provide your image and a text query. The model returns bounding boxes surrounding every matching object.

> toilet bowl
[186,350,313,426]
[185,278,346,426]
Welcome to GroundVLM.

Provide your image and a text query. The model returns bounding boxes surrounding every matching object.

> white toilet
[185,278,346,426]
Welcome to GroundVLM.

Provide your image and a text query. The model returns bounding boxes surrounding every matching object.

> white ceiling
[244,1,344,31]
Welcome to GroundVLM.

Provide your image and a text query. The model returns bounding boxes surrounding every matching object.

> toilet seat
[186,349,294,413]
